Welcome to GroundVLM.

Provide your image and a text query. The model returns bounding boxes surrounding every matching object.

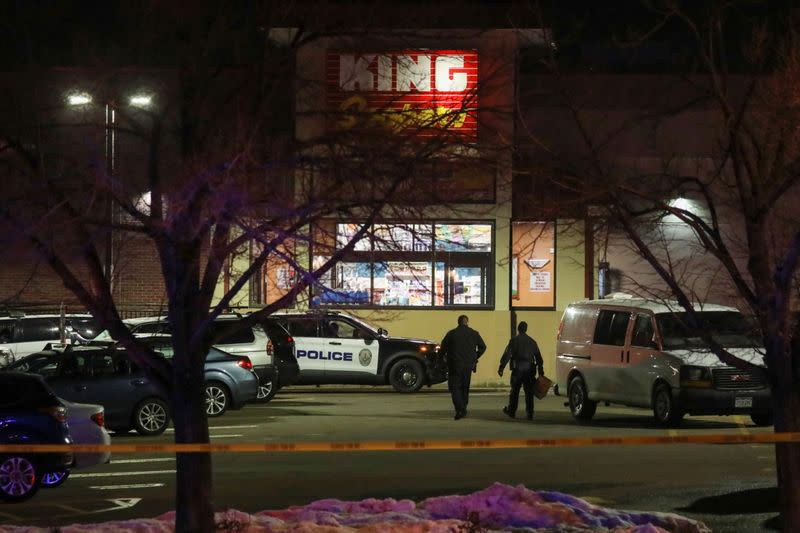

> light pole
[67,92,153,293]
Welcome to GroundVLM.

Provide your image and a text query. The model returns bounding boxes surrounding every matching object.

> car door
[622,313,660,406]
[83,352,139,425]
[286,317,324,381]
[321,317,380,378]
[46,353,93,404]
[590,309,633,401]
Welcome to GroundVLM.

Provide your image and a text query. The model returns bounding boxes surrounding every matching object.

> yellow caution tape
[0,432,797,454]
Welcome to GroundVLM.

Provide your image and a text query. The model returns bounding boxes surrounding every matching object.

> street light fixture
[129,94,152,107]
[67,93,92,106]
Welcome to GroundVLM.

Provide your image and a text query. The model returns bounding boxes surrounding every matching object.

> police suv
[266,311,446,392]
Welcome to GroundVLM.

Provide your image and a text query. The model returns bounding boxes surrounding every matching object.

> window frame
[310,219,496,310]
[509,220,557,311]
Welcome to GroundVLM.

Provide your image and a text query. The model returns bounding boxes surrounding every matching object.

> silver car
[42,400,111,487]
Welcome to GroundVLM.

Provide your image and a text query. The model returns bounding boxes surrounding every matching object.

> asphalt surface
[0,388,780,532]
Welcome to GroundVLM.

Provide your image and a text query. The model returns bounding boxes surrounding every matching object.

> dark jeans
[448,369,472,414]
[507,371,535,416]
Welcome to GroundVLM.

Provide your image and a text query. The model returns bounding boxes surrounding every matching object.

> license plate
[735,397,753,408]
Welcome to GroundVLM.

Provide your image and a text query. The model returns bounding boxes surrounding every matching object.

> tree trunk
[773,385,800,533]
[172,362,214,533]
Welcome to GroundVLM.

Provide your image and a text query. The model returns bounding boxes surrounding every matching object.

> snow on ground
[0,483,711,533]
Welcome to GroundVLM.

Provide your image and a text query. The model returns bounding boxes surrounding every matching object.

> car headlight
[680,365,712,387]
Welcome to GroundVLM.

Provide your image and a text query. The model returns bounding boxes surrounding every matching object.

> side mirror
[364,335,375,345]
[378,327,388,337]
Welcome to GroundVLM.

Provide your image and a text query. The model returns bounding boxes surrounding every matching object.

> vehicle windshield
[655,311,762,350]
[341,315,379,336]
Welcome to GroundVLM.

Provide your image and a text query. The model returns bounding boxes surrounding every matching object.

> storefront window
[373,262,433,306]
[435,224,492,252]
[373,224,433,252]
[511,221,555,308]
[312,258,372,305]
[336,223,371,251]
[314,221,494,308]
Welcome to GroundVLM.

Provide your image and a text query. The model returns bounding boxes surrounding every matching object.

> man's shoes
[502,406,515,419]
[454,411,466,420]
[526,413,534,420]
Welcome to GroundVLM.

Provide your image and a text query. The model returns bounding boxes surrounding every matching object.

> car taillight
[266,340,274,356]
[418,345,429,353]
[91,411,105,427]
[39,406,67,423]
[237,357,253,370]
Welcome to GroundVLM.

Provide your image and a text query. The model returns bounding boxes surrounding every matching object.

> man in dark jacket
[440,315,486,420]
[498,321,544,420]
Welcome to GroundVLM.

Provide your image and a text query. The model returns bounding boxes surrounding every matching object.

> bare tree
[517,2,800,530]
[0,3,510,531]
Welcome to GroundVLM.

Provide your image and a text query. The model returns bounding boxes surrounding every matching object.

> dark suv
[0,373,73,502]
[267,311,445,392]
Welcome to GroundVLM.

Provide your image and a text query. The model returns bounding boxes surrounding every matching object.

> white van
[554,294,772,427]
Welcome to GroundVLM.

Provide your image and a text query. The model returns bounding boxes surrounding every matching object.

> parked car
[0,372,73,502]
[555,294,771,427]
[0,313,100,363]
[7,346,171,436]
[93,315,279,402]
[138,336,259,416]
[267,311,445,393]
[42,400,110,488]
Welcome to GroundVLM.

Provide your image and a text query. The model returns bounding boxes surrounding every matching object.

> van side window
[593,310,631,346]
[631,314,655,347]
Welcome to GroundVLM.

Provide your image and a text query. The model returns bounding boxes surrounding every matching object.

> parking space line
[112,458,174,464]
[90,483,165,490]
[71,470,176,478]
[210,434,243,438]
[166,425,258,433]
[734,416,750,436]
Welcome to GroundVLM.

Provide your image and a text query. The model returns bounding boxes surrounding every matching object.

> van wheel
[751,412,774,427]
[568,376,596,421]
[653,383,684,427]
[389,359,424,393]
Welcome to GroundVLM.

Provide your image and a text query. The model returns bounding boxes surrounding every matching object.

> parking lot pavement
[0,390,779,532]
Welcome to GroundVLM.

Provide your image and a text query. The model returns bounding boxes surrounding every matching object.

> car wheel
[389,359,424,393]
[653,383,684,427]
[133,398,170,436]
[568,376,597,421]
[42,470,69,488]
[0,456,41,502]
[256,378,278,403]
[205,382,230,417]
[751,412,774,427]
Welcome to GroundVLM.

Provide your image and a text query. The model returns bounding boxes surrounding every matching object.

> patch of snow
[0,483,710,533]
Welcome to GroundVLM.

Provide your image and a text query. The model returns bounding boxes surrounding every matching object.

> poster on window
[530,271,551,292]
[511,222,556,307]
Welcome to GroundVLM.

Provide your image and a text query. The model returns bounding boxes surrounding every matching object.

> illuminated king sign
[326,50,478,140]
